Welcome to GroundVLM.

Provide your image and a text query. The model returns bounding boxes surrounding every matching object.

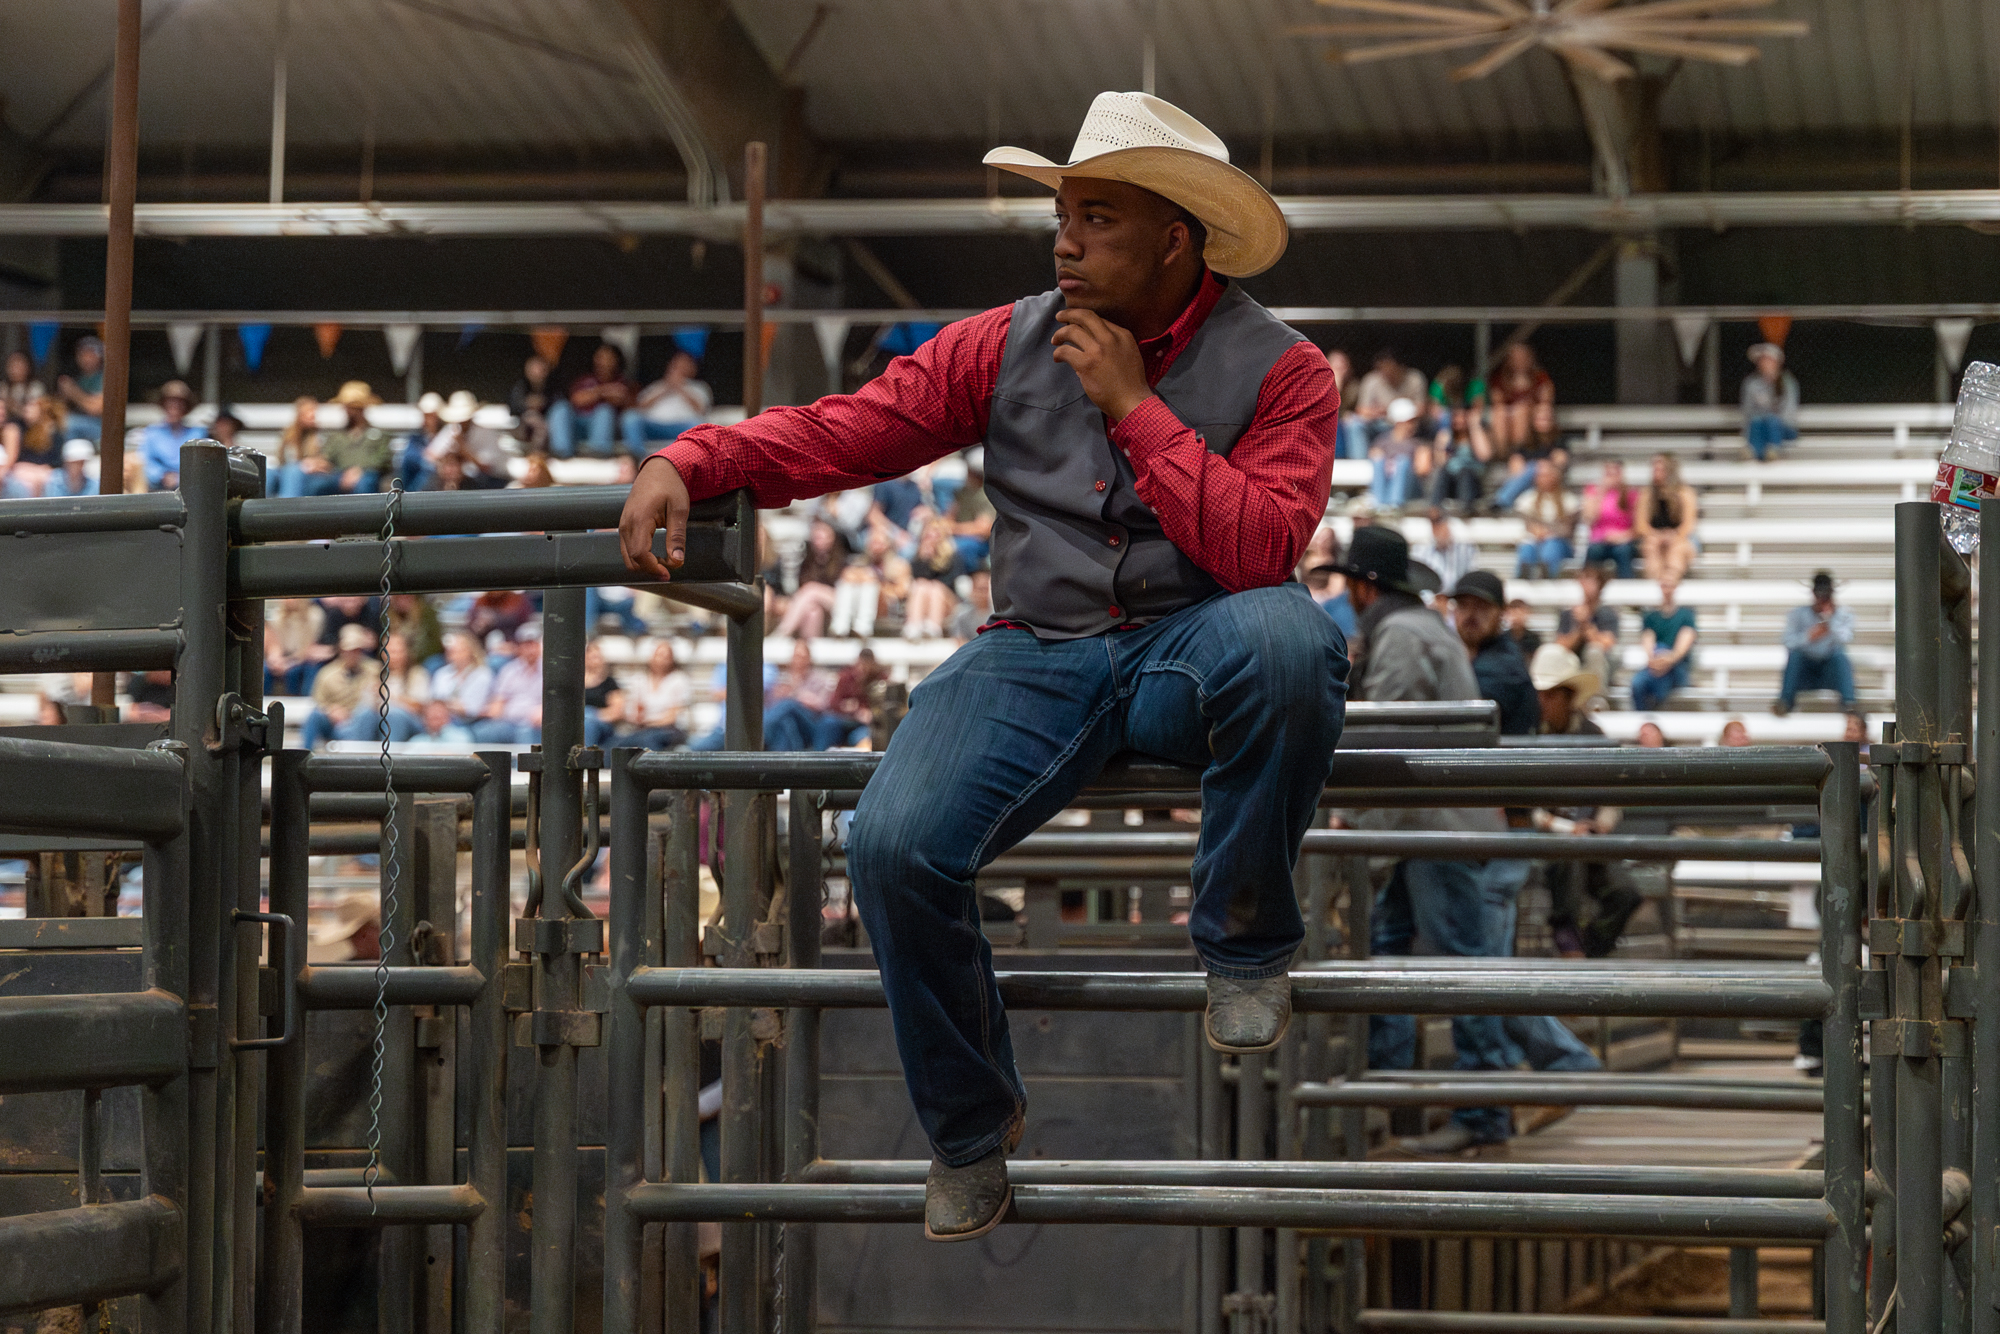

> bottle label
[1933,462,2000,510]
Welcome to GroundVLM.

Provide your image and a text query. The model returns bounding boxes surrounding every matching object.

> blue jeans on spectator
[1339,416,1374,461]
[1495,464,1538,510]
[1780,649,1856,711]
[469,718,538,745]
[952,535,990,571]
[1585,540,1637,580]
[1479,860,1602,1074]
[266,661,319,697]
[1370,454,1413,509]
[398,446,433,494]
[333,706,423,744]
[1745,414,1797,462]
[847,584,1348,1164]
[1515,536,1572,578]
[1630,657,1692,710]
[548,401,618,457]
[1368,858,1515,1144]
[1429,445,1482,509]
[66,414,102,446]
[275,465,379,498]
[585,587,648,637]
[622,412,694,458]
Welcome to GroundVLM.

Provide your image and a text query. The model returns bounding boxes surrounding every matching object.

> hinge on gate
[210,692,271,755]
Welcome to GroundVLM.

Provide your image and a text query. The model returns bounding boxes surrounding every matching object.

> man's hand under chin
[619,455,690,581]
[1051,309,1152,424]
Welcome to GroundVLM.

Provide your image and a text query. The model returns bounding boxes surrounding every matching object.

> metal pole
[1975,500,2000,1334]
[782,789,825,1334]
[720,789,768,1334]
[1818,741,1867,1334]
[268,0,289,204]
[1199,1040,1226,1334]
[603,749,652,1334]
[465,753,512,1334]
[142,758,191,1334]
[531,585,588,1334]
[377,791,420,1334]
[259,751,310,1334]
[1869,739,1899,1331]
[1234,1049,1270,1332]
[91,0,140,713]
[743,142,766,417]
[1728,1248,1759,1317]
[1342,856,1372,1331]
[227,570,265,1334]
[661,790,703,1331]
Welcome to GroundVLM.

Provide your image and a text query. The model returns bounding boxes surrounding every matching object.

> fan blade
[1329,28,1514,63]
[1286,20,1500,35]
[1552,41,1638,80]
[1594,18,1810,35]
[1604,34,1763,62]
[1451,31,1541,80]
[1597,0,1779,20]
[1314,0,1509,25]
[1556,0,1622,13]
[1467,0,1532,14]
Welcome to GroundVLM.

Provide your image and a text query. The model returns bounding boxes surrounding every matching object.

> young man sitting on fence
[622,91,1348,1241]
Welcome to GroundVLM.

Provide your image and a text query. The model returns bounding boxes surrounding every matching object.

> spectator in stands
[626,351,712,454]
[1637,720,1668,747]
[54,336,103,445]
[871,465,945,550]
[2,350,44,419]
[1636,452,1699,581]
[549,343,636,458]
[473,624,544,744]
[1630,571,1698,710]
[829,530,901,639]
[1773,570,1856,716]
[1451,571,1537,736]
[1493,401,1568,511]
[1581,458,1640,579]
[1413,508,1477,596]
[824,648,887,748]
[948,567,994,642]
[399,392,444,491]
[312,596,379,668]
[414,700,473,744]
[125,669,175,724]
[467,590,536,643]
[949,449,995,568]
[432,391,511,490]
[429,631,493,726]
[1485,342,1554,458]
[289,382,389,497]
[623,641,691,750]
[510,354,554,454]
[265,598,325,696]
[272,397,323,498]
[774,519,850,641]
[1369,397,1421,510]
[1530,643,1641,957]
[386,594,444,667]
[335,631,429,742]
[139,380,203,491]
[1513,458,1577,579]
[301,625,383,750]
[1741,343,1800,463]
[1844,712,1868,745]
[206,406,245,450]
[1321,348,1364,459]
[1301,527,1356,640]
[581,641,625,747]
[44,439,99,498]
[1354,349,1427,454]
[5,395,65,496]
[1502,598,1541,661]
[1336,526,1514,1153]
[764,641,842,751]
[1426,366,1484,511]
[1556,562,1619,702]
[903,517,963,640]
[1719,718,1752,747]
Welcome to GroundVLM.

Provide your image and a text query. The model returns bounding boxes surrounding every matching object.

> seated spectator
[581,642,625,748]
[825,648,887,747]
[472,624,544,744]
[1513,458,1577,578]
[206,406,245,449]
[1530,644,1641,957]
[1300,527,1356,640]
[1636,452,1699,580]
[290,381,390,497]
[265,598,325,696]
[948,567,994,642]
[829,530,905,639]
[585,584,648,638]
[1556,562,1620,700]
[903,517,962,639]
[44,439,99,498]
[467,590,536,643]
[1774,570,1856,715]
[5,395,66,496]
[763,641,841,752]
[399,392,444,491]
[1485,342,1554,457]
[949,449,995,568]
[1452,570,1538,736]
[622,641,691,750]
[333,631,431,743]
[139,380,204,491]
[1493,401,1568,511]
[1324,348,1368,460]
[548,343,636,458]
[1369,397,1422,510]
[1503,597,1542,661]
[1581,459,1640,579]
[509,354,554,454]
[429,631,494,725]
[1719,718,1752,747]
[2,350,44,419]
[54,336,103,445]
[625,351,711,454]
[125,669,175,724]
[870,466,943,549]
[1636,720,1668,748]
[1741,342,1799,463]
[272,397,323,497]
[301,625,384,750]
[1353,348,1427,455]
[431,391,511,490]
[386,593,444,667]
[1425,366,1484,510]
[774,518,850,641]
[1629,571,1697,710]
[414,699,473,744]
[313,596,379,668]
[1412,507,1476,595]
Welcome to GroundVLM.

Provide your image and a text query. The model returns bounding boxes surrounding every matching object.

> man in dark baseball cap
[1449,571,1537,737]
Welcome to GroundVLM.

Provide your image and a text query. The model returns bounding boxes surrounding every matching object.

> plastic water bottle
[1933,361,2000,554]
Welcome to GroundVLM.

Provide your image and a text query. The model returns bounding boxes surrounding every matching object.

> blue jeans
[66,415,102,445]
[1368,858,1516,1143]
[1629,657,1692,710]
[1370,454,1412,508]
[1585,540,1637,579]
[547,401,618,457]
[1780,649,1855,710]
[585,587,648,637]
[1479,860,1602,1074]
[1338,416,1374,461]
[1495,465,1537,510]
[469,718,538,745]
[275,465,379,499]
[1515,536,1572,577]
[1745,414,1797,462]
[332,705,423,744]
[622,413,693,457]
[847,584,1349,1164]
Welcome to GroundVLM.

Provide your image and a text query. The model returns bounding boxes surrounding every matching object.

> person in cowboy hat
[138,378,203,491]
[620,90,1345,1239]
[315,381,393,495]
[432,390,511,490]
[1741,341,1799,462]
[1334,526,1518,1154]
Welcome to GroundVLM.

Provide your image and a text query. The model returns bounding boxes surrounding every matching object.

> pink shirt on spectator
[1586,484,1637,543]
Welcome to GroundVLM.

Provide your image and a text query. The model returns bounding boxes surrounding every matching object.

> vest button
[1107,534,1121,547]
[1094,480,1107,492]
[1107,605,1122,618]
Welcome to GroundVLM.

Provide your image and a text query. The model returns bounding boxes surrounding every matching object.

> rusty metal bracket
[514,915,604,956]
[1868,917,1966,958]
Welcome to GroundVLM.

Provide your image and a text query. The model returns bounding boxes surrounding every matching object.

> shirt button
[1107,605,1122,618]
[1108,534,1121,547]
[1094,480,1107,492]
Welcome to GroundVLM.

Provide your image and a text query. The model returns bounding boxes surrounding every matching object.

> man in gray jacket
[1336,526,1515,1152]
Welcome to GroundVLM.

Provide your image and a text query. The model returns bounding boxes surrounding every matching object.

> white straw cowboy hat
[983,92,1288,279]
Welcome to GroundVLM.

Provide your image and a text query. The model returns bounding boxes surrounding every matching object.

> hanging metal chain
[364,482,405,1213]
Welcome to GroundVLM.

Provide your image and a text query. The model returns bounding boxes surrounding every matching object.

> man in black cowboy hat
[1335,526,1518,1154]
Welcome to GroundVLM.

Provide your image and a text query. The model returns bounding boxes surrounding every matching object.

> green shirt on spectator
[321,426,393,475]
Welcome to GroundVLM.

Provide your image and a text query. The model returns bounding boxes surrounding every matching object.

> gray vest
[983,284,1307,639]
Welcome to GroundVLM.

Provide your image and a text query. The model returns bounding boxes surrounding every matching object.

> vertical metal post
[1341,856,1372,1330]
[1821,741,1868,1334]
[1274,1026,1301,1334]
[415,797,460,1334]
[1198,1040,1226,1334]
[743,142,766,417]
[1938,531,1975,1332]
[379,791,420,1334]
[1233,1049,1269,1332]
[1870,738,1899,1331]
[604,750,653,1334]
[531,585,588,1334]
[1728,1247,1759,1317]
[720,789,769,1334]
[464,754,512,1334]
[661,791,703,1331]
[1972,499,2000,1334]
[259,751,310,1334]
[268,0,289,204]
[143,753,193,1334]
[227,582,265,1334]
[1301,852,1334,1334]
[92,0,139,710]
[202,324,221,409]
[782,790,825,1334]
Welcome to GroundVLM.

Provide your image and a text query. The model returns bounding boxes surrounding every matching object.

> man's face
[163,396,188,424]
[1453,596,1500,649]
[1538,685,1573,731]
[1051,177,1191,319]
[77,344,101,374]
[518,639,541,665]
[593,347,620,380]
[1431,519,1452,549]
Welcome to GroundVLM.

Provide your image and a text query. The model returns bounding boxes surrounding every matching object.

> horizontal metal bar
[294,1184,485,1228]
[300,753,491,793]
[623,1183,1834,1242]
[800,1161,1827,1200]
[298,965,485,1009]
[0,1198,183,1315]
[1361,1068,1825,1088]
[0,491,184,533]
[969,830,1823,864]
[626,965,1829,1019]
[0,628,179,675]
[1292,1080,1823,1112]
[0,990,184,1093]
[234,486,740,543]
[1358,1314,1822,1334]
[231,529,743,599]
[302,1167,400,1187]
[0,917,145,949]
[0,735,184,841]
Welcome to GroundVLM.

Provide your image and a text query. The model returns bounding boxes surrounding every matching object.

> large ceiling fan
[1287,0,1808,83]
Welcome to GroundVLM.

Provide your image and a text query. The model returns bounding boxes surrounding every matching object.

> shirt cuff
[655,431,726,499]
[1108,395,1195,462]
